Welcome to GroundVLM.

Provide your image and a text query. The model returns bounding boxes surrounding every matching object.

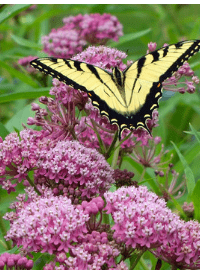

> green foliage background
[1,4,200,269]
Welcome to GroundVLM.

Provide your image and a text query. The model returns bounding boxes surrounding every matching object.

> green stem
[26,174,41,195]
[139,168,146,182]
[90,118,106,154]
[106,130,118,159]
[111,138,120,169]
[171,265,177,270]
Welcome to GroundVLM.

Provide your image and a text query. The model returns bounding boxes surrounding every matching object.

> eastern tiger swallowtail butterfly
[30,40,200,139]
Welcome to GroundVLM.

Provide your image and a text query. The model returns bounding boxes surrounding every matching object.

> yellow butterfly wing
[31,58,128,121]
[122,40,200,131]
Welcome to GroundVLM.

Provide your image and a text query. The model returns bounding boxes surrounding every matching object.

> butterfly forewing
[31,58,128,115]
[125,40,200,84]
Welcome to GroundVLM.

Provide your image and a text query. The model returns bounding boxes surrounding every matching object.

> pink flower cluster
[154,220,200,268]
[0,129,43,192]
[0,253,33,270]
[64,231,121,269]
[42,13,123,58]
[72,45,128,71]
[4,188,89,254]
[163,62,200,94]
[0,129,114,201]
[34,140,114,200]
[4,189,126,270]
[43,228,128,269]
[63,13,123,44]
[104,185,178,249]
[27,95,80,141]
[50,77,88,108]
[104,185,200,268]
[18,56,38,74]
[42,28,86,59]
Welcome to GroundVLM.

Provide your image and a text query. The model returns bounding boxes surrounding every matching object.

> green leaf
[184,123,200,144]
[0,4,31,24]
[0,60,38,88]
[11,34,42,50]
[123,156,160,194]
[27,7,74,30]
[192,179,200,220]
[0,122,9,139]
[109,28,151,47]
[168,192,186,218]
[0,246,19,256]
[5,100,45,132]
[171,141,195,196]
[172,140,200,180]
[0,87,50,103]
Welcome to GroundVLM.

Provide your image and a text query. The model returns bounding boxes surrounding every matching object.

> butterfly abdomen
[112,67,124,88]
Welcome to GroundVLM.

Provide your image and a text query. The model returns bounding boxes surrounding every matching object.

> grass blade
[184,123,200,144]
[109,28,151,47]
[192,179,200,220]
[11,34,41,50]
[171,141,195,196]
[0,87,50,103]
[0,60,38,88]
[0,4,31,24]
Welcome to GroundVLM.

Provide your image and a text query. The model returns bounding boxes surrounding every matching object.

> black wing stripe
[85,63,120,94]
[73,61,83,71]
[159,41,200,82]
[151,50,160,62]
[137,56,146,77]
[86,64,104,83]
[163,46,168,57]
[64,59,73,69]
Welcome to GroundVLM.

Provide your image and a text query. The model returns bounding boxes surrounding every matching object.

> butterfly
[30,40,200,139]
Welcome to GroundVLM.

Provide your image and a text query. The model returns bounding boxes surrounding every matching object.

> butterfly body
[30,40,200,139]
